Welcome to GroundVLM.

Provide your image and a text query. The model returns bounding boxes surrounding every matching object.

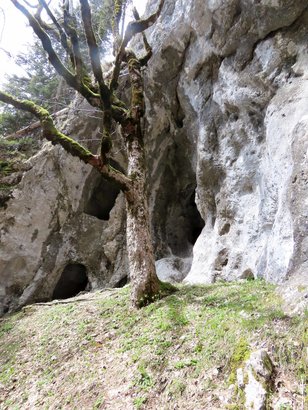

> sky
[0,0,147,85]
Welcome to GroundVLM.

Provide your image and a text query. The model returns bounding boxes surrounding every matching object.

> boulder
[236,349,274,410]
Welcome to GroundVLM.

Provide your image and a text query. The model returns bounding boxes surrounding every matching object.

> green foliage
[167,379,186,397]
[228,338,251,384]
[0,322,14,338]
[93,396,105,409]
[0,160,13,176]
[91,0,115,44]
[0,36,73,136]
[134,363,153,390]
[0,109,33,136]
[0,136,37,153]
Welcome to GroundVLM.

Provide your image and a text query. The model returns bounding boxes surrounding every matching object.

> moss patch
[228,338,251,384]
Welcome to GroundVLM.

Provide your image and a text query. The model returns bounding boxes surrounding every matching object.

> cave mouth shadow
[163,187,205,257]
[83,161,122,221]
[84,176,120,220]
[52,263,88,300]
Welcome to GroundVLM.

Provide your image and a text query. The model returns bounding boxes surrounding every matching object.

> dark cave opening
[163,187,205,257]
[84,162,123,221]
[52,263,88,300]
[84,175,120,220]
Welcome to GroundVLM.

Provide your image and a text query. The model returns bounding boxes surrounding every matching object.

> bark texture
[125,137,160,307]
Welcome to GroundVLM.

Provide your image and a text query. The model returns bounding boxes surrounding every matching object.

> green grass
[0,321,14,337]
[0,281,306,409]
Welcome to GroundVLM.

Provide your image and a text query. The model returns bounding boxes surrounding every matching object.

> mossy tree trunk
[2,0,166,308]
[125,136,160,307]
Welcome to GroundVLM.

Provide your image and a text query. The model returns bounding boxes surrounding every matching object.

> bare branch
[10,0,101,109]
[21,0,37,8]
[62,1,87,80]
[128,0,165,36]
[38,0,72,57]
[132,7,153,66]
[111,0,165,91]
[88,155,131,190]
[11,0,76,86]
[79,0,115,163]
[79,0,104,89]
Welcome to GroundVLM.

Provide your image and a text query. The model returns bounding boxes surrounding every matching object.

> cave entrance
[164,186,205,256]
[84,173,120,220]
[52,263,88,300]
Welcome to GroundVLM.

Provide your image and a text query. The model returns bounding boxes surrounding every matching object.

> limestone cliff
[144,0,308,290]
[0,0,307,314]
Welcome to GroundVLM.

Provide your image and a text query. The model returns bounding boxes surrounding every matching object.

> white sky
[0,0,147,85]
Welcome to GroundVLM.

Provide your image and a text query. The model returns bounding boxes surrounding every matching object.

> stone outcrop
[0,0,307,313]
[236,349,274,410]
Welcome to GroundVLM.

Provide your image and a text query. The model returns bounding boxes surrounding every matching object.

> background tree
[0,39,71,135]
[0,0,171,308]
[0,0,114,136]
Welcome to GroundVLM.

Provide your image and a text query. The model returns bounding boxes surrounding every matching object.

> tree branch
[79,0,105,92]
[79,0,116,163]
[37,0,73,64]
[0,91,131,191]
[62,1,87,81]
[110,0,165,91]
[11,0,77,87]
[11,0,105,110]
[132,7,153,66]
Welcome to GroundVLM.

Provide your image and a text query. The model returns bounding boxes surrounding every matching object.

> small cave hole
[175,117,184,128]
[84,171,120,221]
[219,223,231,236]
[240,269,255,280]
[52,263,88,300]
[221,258,229,267]
[166,187,205,256]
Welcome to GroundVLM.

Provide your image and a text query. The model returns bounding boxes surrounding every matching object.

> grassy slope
[0,281,306,410]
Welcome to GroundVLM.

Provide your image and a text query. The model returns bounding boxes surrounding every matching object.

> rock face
[0,0,307,313]
[0,101,128,314]
[143,0,308,288]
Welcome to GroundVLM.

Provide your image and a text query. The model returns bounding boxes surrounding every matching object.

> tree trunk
[125,129,160,308]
